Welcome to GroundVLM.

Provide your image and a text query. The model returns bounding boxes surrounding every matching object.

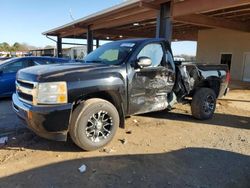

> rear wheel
[69,98,119,151]
[191,88,216,120]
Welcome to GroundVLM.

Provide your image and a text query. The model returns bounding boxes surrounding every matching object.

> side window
[26,60,35,67]
[137,43,164,67]
[36,59,56,64]
[47,60,55,64]
[55,59,64,64]
[2,60,30,73]
[33,59,47,65]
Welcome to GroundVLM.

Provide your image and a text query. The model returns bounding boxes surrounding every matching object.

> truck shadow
[2,130,82,152]
[2,109,249,153]
[139,110,250,130]
[0,148,249,188]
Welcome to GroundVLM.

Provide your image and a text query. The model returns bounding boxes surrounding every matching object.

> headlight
[36,82,68,104]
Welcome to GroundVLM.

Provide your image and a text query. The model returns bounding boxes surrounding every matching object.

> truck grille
[16,80,37,104]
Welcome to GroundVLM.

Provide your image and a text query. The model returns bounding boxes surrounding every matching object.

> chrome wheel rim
[86,111,113,143]
[203,95,215,113]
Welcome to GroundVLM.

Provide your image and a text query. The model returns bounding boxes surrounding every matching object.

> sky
[0,0,197,55]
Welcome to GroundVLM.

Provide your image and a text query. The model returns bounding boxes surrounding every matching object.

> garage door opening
[220,54,232,71]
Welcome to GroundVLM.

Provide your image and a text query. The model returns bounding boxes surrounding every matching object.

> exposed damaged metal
[179,65,196,93]
[130,68,175,114]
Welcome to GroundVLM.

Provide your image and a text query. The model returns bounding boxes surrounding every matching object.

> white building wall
[196,28,250,81]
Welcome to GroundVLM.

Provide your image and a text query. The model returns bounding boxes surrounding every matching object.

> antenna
[69,8,75,21]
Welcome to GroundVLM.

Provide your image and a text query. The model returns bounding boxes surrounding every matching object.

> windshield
[84,41,136,65]
[0,58,17,66]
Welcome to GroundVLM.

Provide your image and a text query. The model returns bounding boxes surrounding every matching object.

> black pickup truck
[12,38,229,150]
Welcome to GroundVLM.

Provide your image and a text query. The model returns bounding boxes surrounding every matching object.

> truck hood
[17,63,111,82]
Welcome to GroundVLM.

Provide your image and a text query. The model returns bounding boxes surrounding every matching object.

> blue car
[0,57,11,62]
[0,56,73,97]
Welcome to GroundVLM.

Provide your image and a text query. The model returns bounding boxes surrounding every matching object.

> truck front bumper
[12,93,72,141]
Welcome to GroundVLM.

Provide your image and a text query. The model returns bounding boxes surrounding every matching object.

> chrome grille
[16,79,37,104]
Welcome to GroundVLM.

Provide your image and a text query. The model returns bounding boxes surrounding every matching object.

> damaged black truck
[12,38,230,150]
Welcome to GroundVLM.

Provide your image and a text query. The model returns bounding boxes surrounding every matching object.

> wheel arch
[72,90,125,128]
[195,78,221,98]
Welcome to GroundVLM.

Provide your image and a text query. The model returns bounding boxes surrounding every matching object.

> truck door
[128,42,175,115]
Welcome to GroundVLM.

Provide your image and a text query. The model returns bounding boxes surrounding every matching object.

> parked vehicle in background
[0,57,11,62]
[0,56,73,97]
[12,38,230,151]
[174,56,186,62]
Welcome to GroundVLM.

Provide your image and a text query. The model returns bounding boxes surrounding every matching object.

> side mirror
[137,57,152,68]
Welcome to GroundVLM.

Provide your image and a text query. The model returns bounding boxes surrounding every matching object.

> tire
[191,88,216,120]
[69,98,120,151]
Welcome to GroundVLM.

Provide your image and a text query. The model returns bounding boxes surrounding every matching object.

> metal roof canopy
[43,0,250,42]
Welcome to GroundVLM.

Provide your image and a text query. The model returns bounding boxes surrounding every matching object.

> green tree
[0,42,35,52]
[44,45,55,49]
[0,42,11,52]
[12,42,21,51]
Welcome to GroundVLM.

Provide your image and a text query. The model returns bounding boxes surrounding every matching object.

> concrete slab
[0,98,26,136]
[230,80,250,90]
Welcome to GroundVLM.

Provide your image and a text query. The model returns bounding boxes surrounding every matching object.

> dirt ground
[0,88,249,188]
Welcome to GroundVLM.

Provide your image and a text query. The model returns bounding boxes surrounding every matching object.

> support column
[156,1,173,42]
[87,26,93,54]
[57,36,62,57]
[96,39,100,48]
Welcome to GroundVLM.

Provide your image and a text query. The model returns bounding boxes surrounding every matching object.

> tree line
[0,42,37,52]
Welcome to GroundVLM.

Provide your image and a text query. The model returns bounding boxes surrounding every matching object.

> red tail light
[226,71,230,83]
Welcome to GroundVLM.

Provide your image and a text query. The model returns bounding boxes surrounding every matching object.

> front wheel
[69,98,120,151]
[191,88,217,120]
